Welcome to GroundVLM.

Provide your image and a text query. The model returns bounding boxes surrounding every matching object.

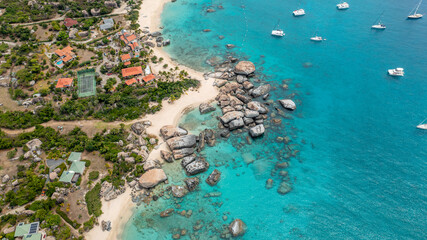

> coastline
[84,0,218,239]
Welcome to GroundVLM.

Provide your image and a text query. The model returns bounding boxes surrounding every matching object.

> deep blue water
[123,0,427,239]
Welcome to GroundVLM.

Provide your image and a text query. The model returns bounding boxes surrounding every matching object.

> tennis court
[77,69,96,98]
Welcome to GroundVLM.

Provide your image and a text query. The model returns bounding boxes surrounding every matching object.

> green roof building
[70,161,86,174]
[68,152,82,162]
[14,222,39,238]
[59,171,75,183]
[59,161,85,183]
[23,233,43,240]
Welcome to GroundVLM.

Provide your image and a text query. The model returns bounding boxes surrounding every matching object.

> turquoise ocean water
[123,0,427,239]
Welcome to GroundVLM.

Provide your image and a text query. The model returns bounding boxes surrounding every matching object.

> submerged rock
[185,158,210,175]
[229,219,247,237]
[160,208,174,217]
[206,169,222,186]
[184,177,200,191]
[171,185,188,198]
[234,61,255,75]
[278,99,296,111]
[265,179,274,189]
[199,103,216,114]
[277,181,292,195]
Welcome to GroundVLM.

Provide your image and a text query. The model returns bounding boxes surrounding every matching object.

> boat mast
[415,0,423,14]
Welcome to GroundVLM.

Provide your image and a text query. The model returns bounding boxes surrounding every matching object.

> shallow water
[123,0,427,239]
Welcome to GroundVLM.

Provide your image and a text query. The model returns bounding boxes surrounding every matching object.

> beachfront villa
[125,78,137,86]
[100,18,115,31]
[142,73,155,83]
[55,78,73,89]
[122,66,143,78]
[54,46,76,68]
[118,30,142,57]
[14,222,45,240]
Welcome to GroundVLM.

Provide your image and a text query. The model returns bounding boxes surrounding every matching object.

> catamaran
[416,118,427,129]
[408,0,423,19]
[388,68,404,76]
[372,12,386,29]
[293,9,306,16]
[337,1,350,10]
[271,21,285,37]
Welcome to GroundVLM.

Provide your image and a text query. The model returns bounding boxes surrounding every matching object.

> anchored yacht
[388,68,404,77]
[293,9,306,16]
[337,2,350,10]
[408,0,423,19]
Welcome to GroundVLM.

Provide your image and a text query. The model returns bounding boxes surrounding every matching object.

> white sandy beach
[85,0,218,239]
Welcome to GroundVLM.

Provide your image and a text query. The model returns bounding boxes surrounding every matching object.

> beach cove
[92,0,426,239]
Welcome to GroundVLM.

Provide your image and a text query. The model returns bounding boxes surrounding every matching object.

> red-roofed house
[54,46,76,68]
[125,78,137,86]
[142,74,155,83]
[122,66,143,78]
[121,54,131,63]
[64,18,78,29]
[56,78,74,88]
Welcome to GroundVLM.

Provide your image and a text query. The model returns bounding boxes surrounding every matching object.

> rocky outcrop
[26,139,42,151]
[220,111,244,124]
[3,226,15,235]
[278,99,296,111]
[139,169,167,188]
[104,1,118,8]
[160,125,188,140]
[2,174,10,183]
[171,185,188,198]
[160,208,174,217]
[251,84,271,98]
[229,118,244,130]
[173,148,195,159]
[90,8,101,16]
[234,61,255,75]
[247,101,268,114]
[199,103,216,114]
[101,220,111,231]
[181,154,196,168]
[206,169,221,186]
[166,135,197,150]
[184,177,199,191]
[184,157,209,175]
[229,219,247,237]
[249,124,265,137]
[143,159,161,171]
[131,122,146,135]
[161,150,173,163]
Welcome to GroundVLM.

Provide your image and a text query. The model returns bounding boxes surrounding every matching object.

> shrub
[85,183,102,217]
[88,171,99,180]
[56,209,81,229]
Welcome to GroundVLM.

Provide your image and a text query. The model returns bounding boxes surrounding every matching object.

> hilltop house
[54,46,76,68]
[14,222,45,240]
[64,18,78,29]
[125,78,137,86]
[59,152,85,183]
[100,18,115,31]
[142,74,155,83]
[56,78,73,89]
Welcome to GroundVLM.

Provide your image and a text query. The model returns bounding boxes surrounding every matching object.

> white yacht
[310,36,323,41]
[416,118,427,129]
[271,21,285,37]
[337,2,350,10]
[372,22,386,29]
[388,68,404,76]
[408,0,423,19]
[293,9,306,16]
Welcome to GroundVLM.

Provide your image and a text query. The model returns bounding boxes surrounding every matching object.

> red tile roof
[126,34,137,42]
[122,66,143,77]
[130,41,139,50]
[125,78,137,85]
[55,46,75,63]
[56,78,73,88]
[124,61,131,66]
[120,54,131,62]
[64,18,78,28]
[142,74,155,82]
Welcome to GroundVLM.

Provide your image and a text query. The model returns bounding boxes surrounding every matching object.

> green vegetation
[85,183,102,217]
[4,171,46,207]
[6,149,17,159]
[56,209,81,229]
[88,171,99,180]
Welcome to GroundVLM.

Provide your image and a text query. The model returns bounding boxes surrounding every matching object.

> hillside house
[54,46,76,68]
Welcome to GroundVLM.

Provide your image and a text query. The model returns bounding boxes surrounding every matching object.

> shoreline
[84,0,218,239]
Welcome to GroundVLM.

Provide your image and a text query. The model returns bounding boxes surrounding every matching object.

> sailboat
[372,12,386,29]
[337,1,350,10]
[416,118,427,129]
[408,0,423,19]
[271,21,285,37]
